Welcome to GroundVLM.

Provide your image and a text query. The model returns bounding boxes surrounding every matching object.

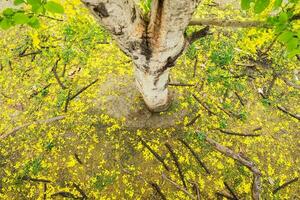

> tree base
[145,95,173,113]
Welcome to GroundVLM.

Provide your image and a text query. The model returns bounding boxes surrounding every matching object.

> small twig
[69,79,99,101]
[64,90,71,113]
[22,176,51,183]
[204,135,262,200]
[38,14,64,21]
[139,137,170,171]
[162,173,196,200]
[19,50,42,57]
[74,153,83,165]
[216,192,235,200]
[29,84,52,99]
[224,182,239,200]
[252,127,262,132]
[265,74,278,98]
[189,19,267,28]
[273,177,298,194]
[234,92,245,106]
[192,181,201,200]
[43,183,47,200]
[178,138,210,174]
[52,58,66,89]
[1,116,65,139]
[51,192,78,199]
[277,106,300,121]
[169,83,195,87]
[193,57,198,77]
[192,94,216,115]
[149,182,167,200]
[186,114,201,127]
[73,183,88,199]
[217,129,261,137]
[165,142,187,189]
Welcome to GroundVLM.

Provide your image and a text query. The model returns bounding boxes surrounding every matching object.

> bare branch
[188,26,211,44]
[165,142,187,189]
[69,79,98,101]
[162,173,196,200]
[189,19,267,28]
[273,177,299,194]
[217,129,262,137]
[0,116,65,140]
[277,106,300,121]
[178,138,210,174]
[139,137,171,171]
[204,135,262,200]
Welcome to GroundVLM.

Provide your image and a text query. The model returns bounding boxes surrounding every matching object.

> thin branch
[204,135,262,200]
[69,79,99,101]
[188,26,211,44]
[273,177,299,194]
[216,192,235,200]
[73,183,88,199]
[139,137,170,171]
[217,129,261,137]
[192,94,216,115]
[277,106,300,121]
[38,14,64,21]
[165,142,187,189]
[192,181,201,200]
[52,58,66,89]
[193,57,198,77]
[224,182,239,200]
[162,173,196,200]
[22,176,51,183]
[0,116,65,140]
[178,138,210,174]
[169,83,195,87]
[149,182,167,200]
[189,19,267,28]
[29,84,52,99]
[186,114,201,127]
[234,92,245,106]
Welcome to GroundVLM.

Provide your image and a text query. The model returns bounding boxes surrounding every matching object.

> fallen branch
[165,142,187,189]
[0,116,65,140]
[139,137,170,171]
[149,182,167,200]
[22,176,51,183]
[189,19,267,28]
[69,79,99,101]
[178,138,210,174]
[216,192,236,200]
[203,134,262,200]
[224,181,239,200]
[217,129,261,137]
[192,94,216,115]
[29,84,52,99]
[186,114,201,127]
[73,183,88,199]
[162,173,196,200]
[74,153,83,165]
[273,177,299,194]
[169,83,195,87]
[52,58,66,89]
[277,106,300,121]
[234,92,245,106]
[192,181,201,200]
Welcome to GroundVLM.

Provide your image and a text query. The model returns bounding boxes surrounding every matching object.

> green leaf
[286,38,298,51]
[44,1,64,14]
[273,0,282,9]
[13,13,29,24]
[287,49,300,58]
[254,0,270,13]
[14,0,25,5]
[27,16,40,28]
[278,12,288,24]
[241,0,253,10]
[278,31,294,43]
[0,18,12,30]
[3,8,15,17]
[27,0,42,13]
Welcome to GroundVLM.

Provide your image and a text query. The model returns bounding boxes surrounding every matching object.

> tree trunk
[82,0,201,112]
[135,66,170,112]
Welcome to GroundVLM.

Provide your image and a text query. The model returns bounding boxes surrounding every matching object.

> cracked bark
[82,0,201,112]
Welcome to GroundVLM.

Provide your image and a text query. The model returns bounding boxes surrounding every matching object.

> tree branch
[189,19,268,28]
[204,134,262,200]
